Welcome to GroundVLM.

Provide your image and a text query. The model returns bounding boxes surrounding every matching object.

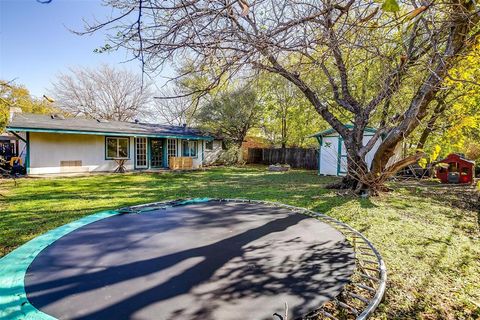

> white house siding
[190,139,203,168]
[204,140,224,165]
[21,133,211,174]
[194,140,204,168]
[28,132,134,174]
[175,139,204,168]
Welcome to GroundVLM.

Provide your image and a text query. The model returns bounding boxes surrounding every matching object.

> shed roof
[309,124,377,138]
[7,113,212,140]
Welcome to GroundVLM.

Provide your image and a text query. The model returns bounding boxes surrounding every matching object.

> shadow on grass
[24,202,355,320]
[0,167,350,256]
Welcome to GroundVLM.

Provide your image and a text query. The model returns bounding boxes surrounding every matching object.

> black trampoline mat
[25,201,355,320]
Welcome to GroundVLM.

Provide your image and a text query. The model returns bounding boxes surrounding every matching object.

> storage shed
[310,125,381,176]
[435,153,475,184]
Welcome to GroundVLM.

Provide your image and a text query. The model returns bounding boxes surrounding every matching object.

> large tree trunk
[327,136,373,194]
[366,2,476,190]
[331,153,424,195]
[327,130,425,195]
[84,0,479,196]
[339,155,370,193]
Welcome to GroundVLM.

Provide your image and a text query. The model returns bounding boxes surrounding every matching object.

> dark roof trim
[0,134,19,141]
[7,127,213,141]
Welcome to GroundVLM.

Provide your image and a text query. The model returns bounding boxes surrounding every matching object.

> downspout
[147,137,151,169]
[337,136,342,176]
[133,137,137,170]
[26,132,30,174]
[162,139,168,168]
[316,136,322,175]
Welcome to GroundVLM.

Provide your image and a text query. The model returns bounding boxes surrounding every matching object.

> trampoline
[0,199,386,320]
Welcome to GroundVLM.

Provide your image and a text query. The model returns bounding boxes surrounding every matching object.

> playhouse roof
[438,153,475,165]
[309,124,377,138]
[7,113,213,140]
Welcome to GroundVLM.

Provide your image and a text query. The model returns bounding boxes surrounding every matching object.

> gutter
[6,126,214,141]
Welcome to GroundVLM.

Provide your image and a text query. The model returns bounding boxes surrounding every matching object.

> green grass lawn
[0,166,479,319]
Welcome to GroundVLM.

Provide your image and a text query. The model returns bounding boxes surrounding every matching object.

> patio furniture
[113,158,127,173]
[169,157,193,170]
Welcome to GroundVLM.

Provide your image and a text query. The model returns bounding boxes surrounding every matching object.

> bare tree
[151,83,197,125]
[153,96,192,125]
[81,0,480,193]
[51,64,152,121]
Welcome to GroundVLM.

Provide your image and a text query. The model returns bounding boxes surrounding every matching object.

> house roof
[0,133,18,141]
[7,113,213,140]
[309,124,377,138]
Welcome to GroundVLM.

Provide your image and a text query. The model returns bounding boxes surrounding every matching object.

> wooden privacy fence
[247,148,318,170]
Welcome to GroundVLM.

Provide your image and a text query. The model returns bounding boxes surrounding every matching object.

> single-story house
[310,125,402,176]
[6,111,224,175]
[204,135,227,165]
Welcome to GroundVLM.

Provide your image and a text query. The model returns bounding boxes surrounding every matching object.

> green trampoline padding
[0,210,119,320]
[0,198,212,320]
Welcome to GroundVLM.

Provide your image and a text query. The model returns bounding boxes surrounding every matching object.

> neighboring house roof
[309,124,377,138]
[7,113,212,140]
[0,133,19,141]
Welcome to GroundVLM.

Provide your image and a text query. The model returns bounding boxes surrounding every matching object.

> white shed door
[320,136,338,176]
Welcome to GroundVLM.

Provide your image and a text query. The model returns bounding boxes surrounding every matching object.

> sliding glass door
[150,138,164,168]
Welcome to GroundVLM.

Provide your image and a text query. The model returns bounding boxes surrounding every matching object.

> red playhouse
[436,153,475,184]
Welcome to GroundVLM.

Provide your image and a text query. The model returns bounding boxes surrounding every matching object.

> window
[106,137,129,159]
[182,140,197,157]
[221,141,227,150]
[167,139,177,165]
[448,162,459,172]
[135,137,147,168]
[205,140,213,150]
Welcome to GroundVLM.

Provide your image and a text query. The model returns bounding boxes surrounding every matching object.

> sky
[0,0,167,98]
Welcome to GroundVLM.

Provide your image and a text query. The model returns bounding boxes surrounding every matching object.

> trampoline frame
[0,198,386,320]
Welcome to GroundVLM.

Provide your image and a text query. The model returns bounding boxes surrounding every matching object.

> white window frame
[135,137,148,168]
[182,140,198,158]
[167,139,177,166]
[205,140,213,150]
